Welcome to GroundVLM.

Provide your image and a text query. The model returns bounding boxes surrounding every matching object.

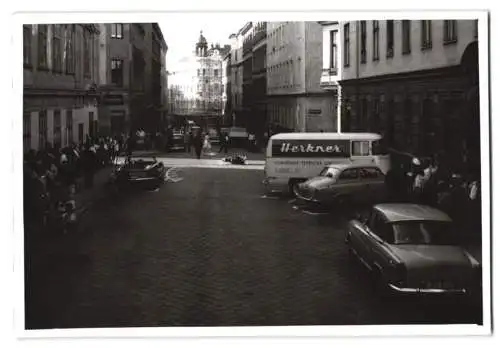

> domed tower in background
[196,30,208,57]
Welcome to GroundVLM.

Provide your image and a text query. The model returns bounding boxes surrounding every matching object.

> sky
[160,17,246,71]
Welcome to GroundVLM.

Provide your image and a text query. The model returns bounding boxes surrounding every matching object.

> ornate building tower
[196,31,208,57]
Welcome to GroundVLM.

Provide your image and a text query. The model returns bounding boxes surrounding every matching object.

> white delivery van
[263,132,391,193]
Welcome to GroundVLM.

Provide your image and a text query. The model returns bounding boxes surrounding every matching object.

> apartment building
[340,19,479,170]
[250,22,268,139]
[23,24,101,152]
[229,23,251,128]
[267,21,336,133]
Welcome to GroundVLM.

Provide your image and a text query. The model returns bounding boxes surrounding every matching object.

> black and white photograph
[5,3,494,344]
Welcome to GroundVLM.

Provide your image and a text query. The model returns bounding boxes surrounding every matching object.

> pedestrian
[219,132,229,154]
[166,126,173,152]
[193,131,203,159]
[184,130,191,153]
[203,133,211,155]
[126,132,135,157]
[82,145,96,188]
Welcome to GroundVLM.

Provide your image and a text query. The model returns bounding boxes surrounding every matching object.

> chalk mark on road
[165,167,184,183]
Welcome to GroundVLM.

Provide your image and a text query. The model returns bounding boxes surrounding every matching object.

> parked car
[111,155,166,189]
[294,163,387,206]
[344,203,481,296]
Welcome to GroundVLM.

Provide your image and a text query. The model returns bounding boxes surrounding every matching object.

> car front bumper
[388,283,467,295]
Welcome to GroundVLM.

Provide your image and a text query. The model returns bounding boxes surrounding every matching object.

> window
[88,111,95,137]
[111,24,123,39]
[391,221,456,246]
[203,68,206,76]
[214,69,219,77]
[53,109,61,147]
[359,167,383,179]
[339,168,359,180]
[360,21,367,64]
[329,30,338,71]
[443,20,457,43]
[23,112,31,151]
[352,141,370,156]
[65,24,75,74]
[421,20,432,49]
[372,20,379,61]
[83,29,91,78]
[386,20,394,58]
[369,211,392,242]
[38,110,47,149]
[111,58,124,86]
[52,25,62,72]
[23,25,32,66]
[37,25,48,69]
[343,23,350,67]
[66,110,73,145]
[402,20,411,54]
[78,123,84,144]
[320,167,341,178]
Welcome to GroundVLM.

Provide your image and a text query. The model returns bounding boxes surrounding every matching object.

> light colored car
[345,203,481,295]
[294,163,387,206]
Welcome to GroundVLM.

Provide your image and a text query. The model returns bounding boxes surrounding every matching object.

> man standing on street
[184,130,192,153]
[193,130,203,159]
[219,132,229,154]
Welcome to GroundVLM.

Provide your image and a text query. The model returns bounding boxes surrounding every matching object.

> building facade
[250,22,268,139]
[266,22,337,134]
[23,24,101,153]
[340,19,479,171]
[167,32,228,131]
[97,23,130,137]
[129,23,167,134]
[229,25,249,128]
[96,23,167,137]
[319,21,344,132]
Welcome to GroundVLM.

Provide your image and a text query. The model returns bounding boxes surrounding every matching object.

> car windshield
[390,221,457,245]
[319,167,340,178]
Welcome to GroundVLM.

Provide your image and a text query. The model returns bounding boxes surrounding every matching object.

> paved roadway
[25,162,482,329]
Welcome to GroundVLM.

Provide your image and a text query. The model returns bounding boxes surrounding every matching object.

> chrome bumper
[388,283,467,295]
[128,176,158,182]
[294,189,320,203]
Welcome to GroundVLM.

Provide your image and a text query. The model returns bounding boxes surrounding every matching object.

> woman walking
[203,133,211,155]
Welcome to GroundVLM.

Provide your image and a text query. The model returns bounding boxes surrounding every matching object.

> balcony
[320,68,340,90]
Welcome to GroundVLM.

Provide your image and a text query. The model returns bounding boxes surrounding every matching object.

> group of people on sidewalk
[24,136,122,233]
[385,154,481,241]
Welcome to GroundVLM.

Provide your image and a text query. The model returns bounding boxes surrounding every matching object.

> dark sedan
[111,156,167,189]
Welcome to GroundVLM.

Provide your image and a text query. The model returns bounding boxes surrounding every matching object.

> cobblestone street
[24,166,482,329]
